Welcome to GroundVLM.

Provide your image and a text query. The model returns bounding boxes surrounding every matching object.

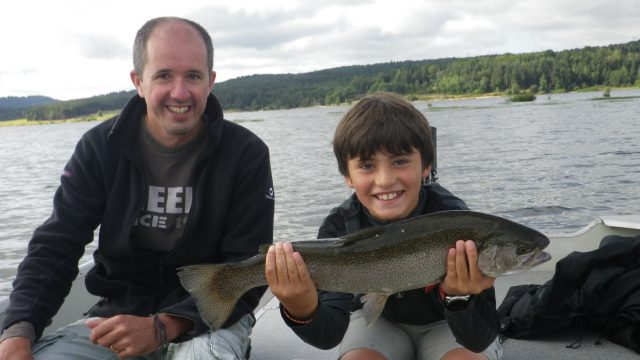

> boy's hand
[265,242,318,321]
[440,240,495,296]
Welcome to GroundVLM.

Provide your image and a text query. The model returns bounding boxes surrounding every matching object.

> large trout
[178,210,551,329]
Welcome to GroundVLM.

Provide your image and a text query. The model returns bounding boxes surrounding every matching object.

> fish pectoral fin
[361,293,391,326]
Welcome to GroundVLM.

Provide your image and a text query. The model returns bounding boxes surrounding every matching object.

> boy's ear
[422,165,432,179]
[343,175,354,188]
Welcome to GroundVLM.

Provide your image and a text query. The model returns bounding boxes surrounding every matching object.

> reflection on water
[1,89,639,298]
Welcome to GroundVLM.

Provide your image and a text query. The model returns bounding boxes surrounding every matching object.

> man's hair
[332,92,434,176]
[133,17,214,76]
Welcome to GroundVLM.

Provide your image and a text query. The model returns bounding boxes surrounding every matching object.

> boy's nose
[375,167,395,187]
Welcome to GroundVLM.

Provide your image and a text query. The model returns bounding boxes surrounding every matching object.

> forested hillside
[0,96,58,121]
[214,40,640,110]
[1,39,638,120]
[22,91,134,121]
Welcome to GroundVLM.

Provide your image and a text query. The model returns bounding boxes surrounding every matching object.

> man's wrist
[157,314,194,342]
[0,321,36,344]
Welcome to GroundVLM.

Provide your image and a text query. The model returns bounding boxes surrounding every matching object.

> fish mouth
[527,250,552,267]
[500,249,552,276]
[481,247,553,277]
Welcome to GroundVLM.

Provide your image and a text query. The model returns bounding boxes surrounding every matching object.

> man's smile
[168,105,189,114]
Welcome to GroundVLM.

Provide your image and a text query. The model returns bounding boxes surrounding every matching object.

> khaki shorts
[32,314,254,360]
[338,310,502,360]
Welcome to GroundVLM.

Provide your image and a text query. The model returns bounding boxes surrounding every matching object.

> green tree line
[2,39,638,120]
[215,40,639,110]
[21,91,134,121]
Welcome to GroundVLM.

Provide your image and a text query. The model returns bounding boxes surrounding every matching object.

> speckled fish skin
[178,210,551,329]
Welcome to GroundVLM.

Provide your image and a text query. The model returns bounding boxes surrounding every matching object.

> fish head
[476,216,551,277]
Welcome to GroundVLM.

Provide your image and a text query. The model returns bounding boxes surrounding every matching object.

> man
[0,17,274,359]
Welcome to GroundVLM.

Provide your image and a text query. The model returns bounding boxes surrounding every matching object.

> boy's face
[344,149,431,222]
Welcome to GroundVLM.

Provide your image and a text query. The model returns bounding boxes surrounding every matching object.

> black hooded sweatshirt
[1,94,275,341]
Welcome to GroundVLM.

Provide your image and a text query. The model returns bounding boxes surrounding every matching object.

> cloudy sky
[1,0,638,100]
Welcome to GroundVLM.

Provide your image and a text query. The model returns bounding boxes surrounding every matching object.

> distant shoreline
[2,87,638,128]
[0,111,119,128]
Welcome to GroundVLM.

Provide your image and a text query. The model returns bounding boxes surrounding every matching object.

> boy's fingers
[292,252,313,286]
[274,242,290,283]
[455,240,469,282]
[283,242,300,284]
[265,245,277,285]
[465,241,482,280]
[446,247,457,280]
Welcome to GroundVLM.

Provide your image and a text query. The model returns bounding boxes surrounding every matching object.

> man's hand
[265,242,318,321]
[86,314,191,359]
[86,315,158,358]
[0,336,33,360]
[440,240,495,296]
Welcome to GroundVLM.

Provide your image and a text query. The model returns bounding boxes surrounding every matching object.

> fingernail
[85,317,102,325]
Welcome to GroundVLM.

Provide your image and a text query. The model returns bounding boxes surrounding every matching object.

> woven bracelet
[282,307,313,325]
[153,314,169,349]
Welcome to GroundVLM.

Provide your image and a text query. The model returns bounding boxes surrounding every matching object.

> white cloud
[0,0,638,100]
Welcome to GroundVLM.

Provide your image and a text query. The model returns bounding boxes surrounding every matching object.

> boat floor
[250,270,639,360]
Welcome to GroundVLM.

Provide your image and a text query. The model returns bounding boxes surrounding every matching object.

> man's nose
[171,78,190,100]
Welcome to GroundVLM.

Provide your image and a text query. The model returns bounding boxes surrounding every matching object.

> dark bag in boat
[498,235,640,353]
[498,283,573,338]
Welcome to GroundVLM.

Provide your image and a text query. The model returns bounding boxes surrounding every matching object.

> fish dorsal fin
[341,226,386,247]
[259,239,343,255]
[285,238,343,254]
[258,244,270,254]
[259,230,385,256]
[361,293,391,326]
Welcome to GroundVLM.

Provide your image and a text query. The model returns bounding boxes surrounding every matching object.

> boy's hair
[333,92,434,176]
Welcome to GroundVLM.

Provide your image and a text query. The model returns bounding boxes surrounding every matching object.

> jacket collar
[107,93,224,158]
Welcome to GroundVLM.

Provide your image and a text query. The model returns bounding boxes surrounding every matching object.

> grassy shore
[0,111,119,128]
[2,86,638,127]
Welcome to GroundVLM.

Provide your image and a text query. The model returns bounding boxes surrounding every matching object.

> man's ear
[209,71,217,91]
[130,70,144,98]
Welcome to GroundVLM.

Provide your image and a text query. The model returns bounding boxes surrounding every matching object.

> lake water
[1,89,639,299]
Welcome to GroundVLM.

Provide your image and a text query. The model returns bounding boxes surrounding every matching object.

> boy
[265,92,502,360]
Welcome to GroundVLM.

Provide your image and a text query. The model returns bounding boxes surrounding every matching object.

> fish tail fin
[360,293,391,326]
[178,259,265,329]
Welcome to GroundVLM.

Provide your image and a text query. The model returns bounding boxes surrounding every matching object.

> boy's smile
[376,191,402,201]
[344,149,431,222]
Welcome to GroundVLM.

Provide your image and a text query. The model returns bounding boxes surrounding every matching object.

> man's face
[130,21,215,147]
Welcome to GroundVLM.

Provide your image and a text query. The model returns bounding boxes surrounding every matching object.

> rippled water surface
[1,89,639,298]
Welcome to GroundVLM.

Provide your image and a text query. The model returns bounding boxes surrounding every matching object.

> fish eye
[515,246,529,255]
